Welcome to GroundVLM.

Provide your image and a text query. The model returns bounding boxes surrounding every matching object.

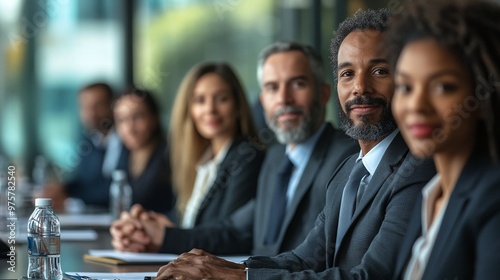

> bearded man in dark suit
[155,8,435,280]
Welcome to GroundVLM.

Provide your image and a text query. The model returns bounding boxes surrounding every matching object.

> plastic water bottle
[109,170,132,220]
[27,198,62,280]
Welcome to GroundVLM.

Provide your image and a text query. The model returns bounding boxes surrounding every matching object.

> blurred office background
[0,0,400,180]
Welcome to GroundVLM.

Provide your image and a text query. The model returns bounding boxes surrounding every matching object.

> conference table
[0,213,163,280]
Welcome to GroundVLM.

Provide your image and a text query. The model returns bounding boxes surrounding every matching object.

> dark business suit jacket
[193,139,265,225]
[159,123,358,255]
[252,123,358,256]
[65,133,123,208]
[393,153,500,280]
[116,139,175,213]
[246,133,436,279]
[159,138,265,253]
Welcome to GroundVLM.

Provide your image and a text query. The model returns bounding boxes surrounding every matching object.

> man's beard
[339,95,397,141]
[266,99,323,145]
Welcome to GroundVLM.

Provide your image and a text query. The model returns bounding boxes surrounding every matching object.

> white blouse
[181,141,232,229]
[404,174,450,280]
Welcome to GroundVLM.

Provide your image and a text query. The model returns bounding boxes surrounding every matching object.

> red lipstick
[408,124,436,138]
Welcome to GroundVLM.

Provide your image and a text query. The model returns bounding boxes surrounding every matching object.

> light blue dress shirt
[285,123,327,206]
[101,130,122,177]
[356,129,399,194]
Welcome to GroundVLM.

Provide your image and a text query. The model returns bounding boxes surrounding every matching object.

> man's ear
[320,83,332,106]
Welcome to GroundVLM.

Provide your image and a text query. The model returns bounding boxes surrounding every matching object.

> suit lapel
[335,133,408,257]
[394,195,424,278]
[256,145,286,246]
[351,134,408,225]
[194,141,237,223]
[421,155,483,278]
[280,125,334,233]
[328,156,355,265]
[422,195,470,277]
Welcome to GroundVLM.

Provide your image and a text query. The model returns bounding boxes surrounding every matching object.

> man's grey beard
[266,101,323,145]
[339,96,397,141]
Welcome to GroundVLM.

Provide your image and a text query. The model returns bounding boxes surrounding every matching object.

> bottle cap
[112,170,127,181]
[35,198,52,206]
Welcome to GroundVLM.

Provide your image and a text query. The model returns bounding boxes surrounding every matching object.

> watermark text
[6,165,17,273]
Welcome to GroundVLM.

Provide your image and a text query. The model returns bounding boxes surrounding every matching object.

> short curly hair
[385,0,500,162]
[330,9,392,83]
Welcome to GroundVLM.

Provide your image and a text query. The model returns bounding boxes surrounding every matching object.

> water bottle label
[27,235,60,256]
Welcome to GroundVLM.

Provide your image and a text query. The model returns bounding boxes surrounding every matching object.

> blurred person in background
[113,62,265,234]
[113,88,175,214]
[36,82,123,210]
[110,42,358,257]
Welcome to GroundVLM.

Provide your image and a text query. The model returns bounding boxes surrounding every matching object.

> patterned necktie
[264,156,295,245]
[336,160,369,251]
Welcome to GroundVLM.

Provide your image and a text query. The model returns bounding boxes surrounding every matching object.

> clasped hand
[110,204,175,252]
[110,206,246,279]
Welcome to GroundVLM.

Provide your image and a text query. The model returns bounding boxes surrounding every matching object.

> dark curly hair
[385,0,500,162]
[330,8,392,83]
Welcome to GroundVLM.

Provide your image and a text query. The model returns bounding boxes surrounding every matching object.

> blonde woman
[110,62,265,252]
[170,62,264,227]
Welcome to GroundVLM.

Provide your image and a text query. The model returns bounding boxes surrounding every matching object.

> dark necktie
[336,160,369,251]
[264,156,295,245]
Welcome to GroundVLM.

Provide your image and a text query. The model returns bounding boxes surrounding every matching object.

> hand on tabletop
[156,249,246,280]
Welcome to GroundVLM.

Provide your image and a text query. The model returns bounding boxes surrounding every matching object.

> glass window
[134,0,275,128]
[0,0,125,175]
[36,0,124,171]
[0,0,368,180]
[0,0,24,161]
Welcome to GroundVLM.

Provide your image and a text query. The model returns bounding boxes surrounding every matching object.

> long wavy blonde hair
[169,62,258,215]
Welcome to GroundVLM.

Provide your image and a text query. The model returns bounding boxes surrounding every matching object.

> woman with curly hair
[386,0,500,279]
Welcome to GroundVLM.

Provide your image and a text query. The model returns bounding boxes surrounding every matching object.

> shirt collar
[421,174,442,230]
[286,123,327,168]
[197,139,233,169]
[356,129,399,175]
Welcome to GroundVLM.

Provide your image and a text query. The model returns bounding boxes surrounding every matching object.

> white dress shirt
[404,174,449,280]
[181,141,232,229]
